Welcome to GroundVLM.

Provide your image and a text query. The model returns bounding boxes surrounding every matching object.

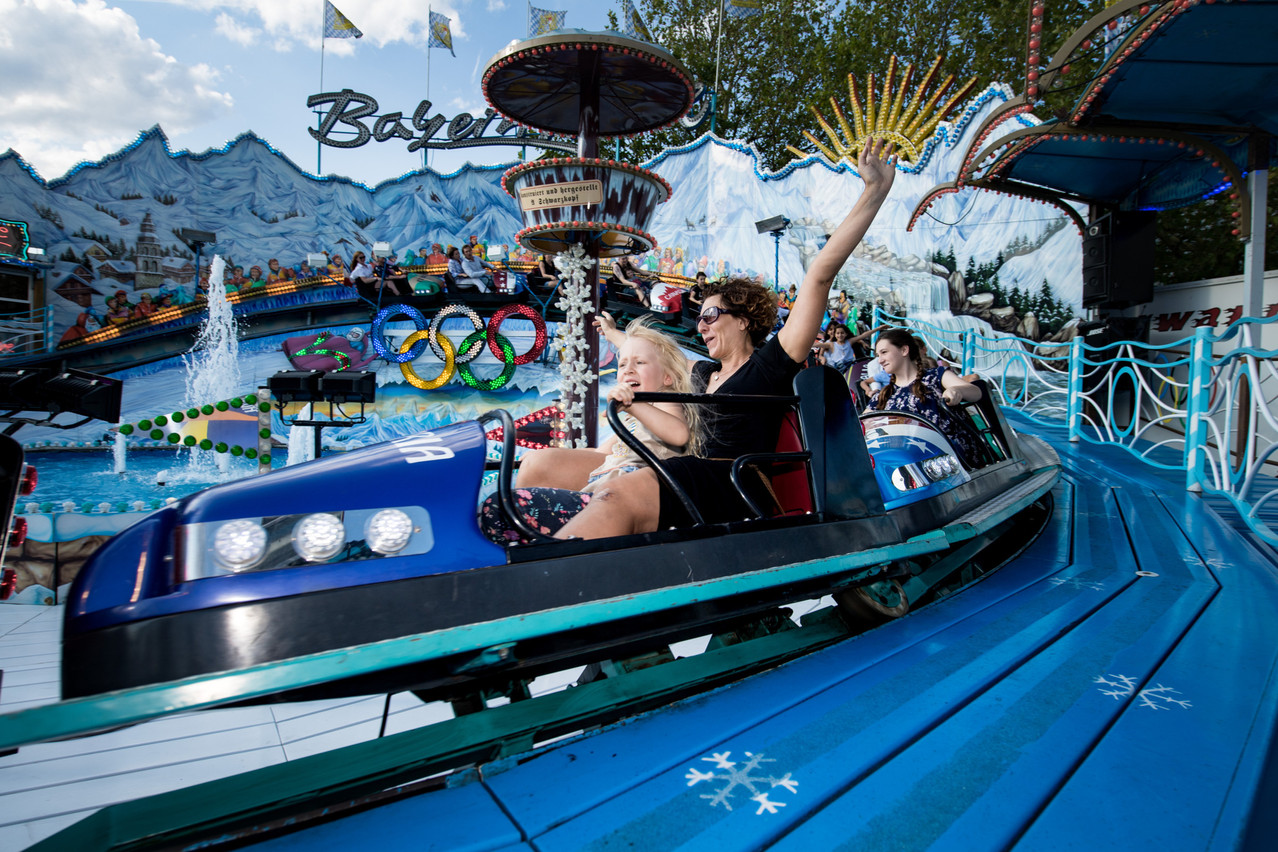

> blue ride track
[173,409,1276,852]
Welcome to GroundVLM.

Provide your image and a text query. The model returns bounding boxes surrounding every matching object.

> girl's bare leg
[555,468,661,539]
[516,447,609,490]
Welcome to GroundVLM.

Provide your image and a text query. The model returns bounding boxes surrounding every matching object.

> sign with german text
[518,180,604,211]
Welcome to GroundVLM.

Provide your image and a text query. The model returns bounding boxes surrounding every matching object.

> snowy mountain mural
[0,83,1081,348]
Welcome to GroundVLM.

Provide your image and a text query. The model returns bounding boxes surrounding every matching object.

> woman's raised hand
[858,136,898,197]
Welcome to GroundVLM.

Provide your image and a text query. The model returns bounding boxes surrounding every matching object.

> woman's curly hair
[702,277,778,347]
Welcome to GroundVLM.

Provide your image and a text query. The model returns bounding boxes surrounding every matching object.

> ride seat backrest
[764,410,813,516]
[793,366,885,519]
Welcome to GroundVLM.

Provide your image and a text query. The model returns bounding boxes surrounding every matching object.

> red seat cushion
[768,411,813,515]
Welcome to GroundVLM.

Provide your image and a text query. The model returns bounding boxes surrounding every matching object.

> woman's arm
[778,138,897,362]
[939,370,982,406]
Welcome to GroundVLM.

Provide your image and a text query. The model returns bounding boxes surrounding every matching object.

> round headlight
[292,513,346,562]
[213,519,268,571]
[366,508,414,555]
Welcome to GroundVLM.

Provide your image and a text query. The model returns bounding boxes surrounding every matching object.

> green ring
[259,428,271,439]
[187,408,200,419]
[245,394,257,405]
[183,436,196,446]
[260,454,272,465]
[456,330,516,391]
[259,402,271,413]
[150,429,164,440]
[230,445,244,456]
[172,412,184,422]
[154,415,168,426]
[201,405,214,416]
[138,419,152,431]
[199,439,213,450]
[216,401,229,411]
[230,397,243,407]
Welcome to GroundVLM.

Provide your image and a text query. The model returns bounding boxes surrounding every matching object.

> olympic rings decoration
[371,302,548,391]
[428,304,485,363]
[487,304,547,365]
[457,330,517,391]
[371,305,429,363]
[399,330,455,390]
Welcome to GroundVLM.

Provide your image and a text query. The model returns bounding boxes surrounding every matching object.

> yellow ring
[399,329,455,390]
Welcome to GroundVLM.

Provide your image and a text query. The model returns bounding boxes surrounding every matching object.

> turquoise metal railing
[0,305,54,354]
[873,307,1278,545]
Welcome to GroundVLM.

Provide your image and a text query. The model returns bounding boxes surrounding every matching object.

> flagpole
[425,5,432,172]
[318,8,326,175]
[711,0,725,134]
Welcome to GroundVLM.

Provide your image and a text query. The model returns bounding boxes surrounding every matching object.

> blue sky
[1,0,644,187]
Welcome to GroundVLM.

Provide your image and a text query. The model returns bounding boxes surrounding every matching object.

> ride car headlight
[212,520,268,571]
[365,508,414,555]
[921,454,960,481]
[292,513,347,562]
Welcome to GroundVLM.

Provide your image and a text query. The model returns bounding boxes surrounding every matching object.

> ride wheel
[835,578,910,622]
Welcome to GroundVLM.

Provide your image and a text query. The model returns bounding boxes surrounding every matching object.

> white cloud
[487,0,507,10]
[214,11,257,47]
[0,0,234,180]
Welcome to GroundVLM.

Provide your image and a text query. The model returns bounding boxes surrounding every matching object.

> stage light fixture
[372,241,394,259]
[0,367,121,422]
[267,370,324,403]
[318,371,376,404]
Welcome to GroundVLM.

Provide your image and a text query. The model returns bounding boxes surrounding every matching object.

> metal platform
[12,411,1278,850]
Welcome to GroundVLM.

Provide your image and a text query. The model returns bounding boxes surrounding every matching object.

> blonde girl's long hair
[623,316,701,455]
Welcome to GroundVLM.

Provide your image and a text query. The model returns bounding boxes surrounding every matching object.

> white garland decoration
[553,244,598,448]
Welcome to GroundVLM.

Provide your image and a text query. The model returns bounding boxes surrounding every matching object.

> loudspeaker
[1081,211,1156,309]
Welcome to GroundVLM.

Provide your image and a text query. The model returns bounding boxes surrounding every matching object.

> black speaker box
[1081,211,1156,309]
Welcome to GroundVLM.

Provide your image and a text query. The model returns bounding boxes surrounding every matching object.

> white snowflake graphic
[684,750,800,814]
[1094,673,1192,710]
[1050,577,1105,591]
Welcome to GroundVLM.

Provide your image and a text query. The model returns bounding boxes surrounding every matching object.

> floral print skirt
[479,487,592,545]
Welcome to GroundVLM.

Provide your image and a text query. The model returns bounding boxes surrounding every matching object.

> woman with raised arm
[555,138,899,540]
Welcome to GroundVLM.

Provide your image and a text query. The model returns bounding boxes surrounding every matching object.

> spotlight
[267,370,324,403]
[0,367,121,422]
[372,241,394,260]
[318,371,376,404]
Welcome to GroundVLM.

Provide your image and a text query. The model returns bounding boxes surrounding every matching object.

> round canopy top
[482,30,694,138]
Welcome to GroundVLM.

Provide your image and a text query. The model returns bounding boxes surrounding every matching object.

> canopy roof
[913,0,1278,234]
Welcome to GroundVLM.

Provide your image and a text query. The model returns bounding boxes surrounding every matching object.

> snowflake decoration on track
[685,750,799,815]
[1050,577,1105,591]
[553,244,597,448]
[1094,673,1192,710]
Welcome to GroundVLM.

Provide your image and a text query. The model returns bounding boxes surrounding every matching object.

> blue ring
[371,305,429,363]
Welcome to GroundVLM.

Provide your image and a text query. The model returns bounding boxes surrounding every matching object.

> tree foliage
[606,0,1271,285]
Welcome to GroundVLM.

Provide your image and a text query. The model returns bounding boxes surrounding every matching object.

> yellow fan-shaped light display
[788,55,978,166]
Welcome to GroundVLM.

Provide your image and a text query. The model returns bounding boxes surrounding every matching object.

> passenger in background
[349,251,375,284]
[871,327,983,463]
[610,254,653,306]
[777,284,797,320]
[528,255,559,290]
[686,271,707,309]
[458,243,495,291]
[373,255,410,297]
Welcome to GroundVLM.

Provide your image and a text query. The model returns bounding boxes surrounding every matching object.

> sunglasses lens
[697,307,720,325]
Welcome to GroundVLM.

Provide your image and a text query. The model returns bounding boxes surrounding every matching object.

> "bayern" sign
[306,89,576,154]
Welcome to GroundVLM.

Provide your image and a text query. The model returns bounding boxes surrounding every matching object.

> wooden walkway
[3,412,1277,849]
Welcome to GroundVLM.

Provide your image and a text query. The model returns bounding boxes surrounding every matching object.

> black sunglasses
[696,306,739,326]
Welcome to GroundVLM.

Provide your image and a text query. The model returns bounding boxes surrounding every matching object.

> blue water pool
[23,450,285,510]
